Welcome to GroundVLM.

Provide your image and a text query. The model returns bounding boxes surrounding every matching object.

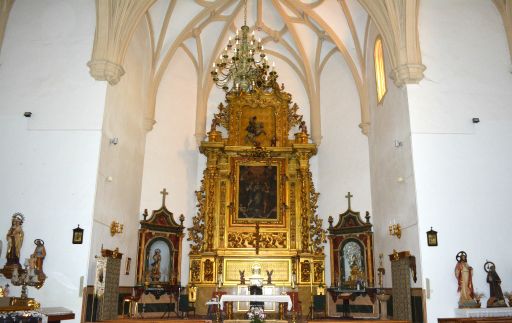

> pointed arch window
[374,37,387,104]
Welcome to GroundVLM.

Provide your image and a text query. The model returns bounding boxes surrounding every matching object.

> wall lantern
[426,227,438,246]
[73,225,84,244]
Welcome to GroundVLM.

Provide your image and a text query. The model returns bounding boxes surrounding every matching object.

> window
[374,37,387,104]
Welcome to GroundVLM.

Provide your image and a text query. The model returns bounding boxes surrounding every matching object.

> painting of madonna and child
[238,165,278,220]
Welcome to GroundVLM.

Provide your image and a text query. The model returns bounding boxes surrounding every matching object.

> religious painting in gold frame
[230,158,286,227]
[238,109,276,147]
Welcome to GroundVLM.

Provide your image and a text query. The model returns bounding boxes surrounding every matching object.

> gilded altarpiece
[188,83,326,298]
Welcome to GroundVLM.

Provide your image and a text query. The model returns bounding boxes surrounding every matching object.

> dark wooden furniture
[39,307,75,323]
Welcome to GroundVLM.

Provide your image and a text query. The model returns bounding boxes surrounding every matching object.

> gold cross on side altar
[345,192,353,209]
[160,188,169,206]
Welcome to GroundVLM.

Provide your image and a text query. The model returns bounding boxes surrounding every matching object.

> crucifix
[160,188,169,206]
[255,223,260,255]
[345,192,353,209]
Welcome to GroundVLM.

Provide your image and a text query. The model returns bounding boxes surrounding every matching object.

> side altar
[187,72,326,315]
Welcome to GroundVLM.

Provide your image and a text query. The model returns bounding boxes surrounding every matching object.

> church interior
[0,1,511,323]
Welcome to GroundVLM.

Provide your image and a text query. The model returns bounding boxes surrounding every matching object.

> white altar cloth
[455,307,512,318]
[219,295,292,311]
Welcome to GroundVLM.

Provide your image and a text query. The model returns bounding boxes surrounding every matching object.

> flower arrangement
[474,291,485,304]
[247,306,265,323]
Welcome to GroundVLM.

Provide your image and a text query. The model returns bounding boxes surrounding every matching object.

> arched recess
[358,0,426,87]
[493,0,512,65]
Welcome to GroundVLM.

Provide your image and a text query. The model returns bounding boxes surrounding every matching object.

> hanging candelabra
[211,0,277,93]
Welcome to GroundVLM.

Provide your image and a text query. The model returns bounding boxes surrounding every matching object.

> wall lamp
[110,221,124,236]
[389,223,402,239]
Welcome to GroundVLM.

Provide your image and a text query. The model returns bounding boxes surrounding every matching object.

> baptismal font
[376,254,391,319]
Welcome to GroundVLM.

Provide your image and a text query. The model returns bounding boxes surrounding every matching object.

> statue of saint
[485,261,507,307]
[266,270,273,285]
[6,213,24,264]
[32,239,46,273]
[299,120,308,134]
[150,249,161,282]
[239,270,246,285]
[245,116,266,145]
[454,251,478,308]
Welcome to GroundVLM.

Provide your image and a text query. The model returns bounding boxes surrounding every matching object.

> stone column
[96,249,123,321]
[389,251,416,321]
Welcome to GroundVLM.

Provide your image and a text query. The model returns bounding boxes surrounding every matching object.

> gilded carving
[212,102,229,130]
[227,232,287,249]
[188,174,206,254]
[224,259,290,283]
[219,181,226,245]
[217,256,224,275]
[290,182,296,249]
[206,167,217,251]
[301,260,311,283]
[299,170,310,252]
[287,103,303,129]
[191,259,201,282]
[204,259,214,282]
[309,171,327,254]
[314,261,324,283]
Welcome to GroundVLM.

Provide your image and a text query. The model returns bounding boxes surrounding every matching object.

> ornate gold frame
[230,158,286,226]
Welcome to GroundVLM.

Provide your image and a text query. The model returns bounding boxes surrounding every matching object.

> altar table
[219,295,292,320]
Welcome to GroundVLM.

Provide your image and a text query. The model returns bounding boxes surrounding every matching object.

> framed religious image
[426,227,438,246]
[239,165,277,219]
[72,225,84,244]
[145,238,176,283]
[340,239,366,288]
[231,158,286,226]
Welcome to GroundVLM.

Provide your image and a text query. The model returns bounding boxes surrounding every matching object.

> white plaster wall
[87,19,152,287]
[408,1,512,321]
[317,52,372,286]
[0,1,105,321]
[140,48,199,284]
[366,22,422,289]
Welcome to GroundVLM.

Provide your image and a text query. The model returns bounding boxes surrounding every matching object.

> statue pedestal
[455,307,512,318]
[376,293,391,320]
[237,284,250,312]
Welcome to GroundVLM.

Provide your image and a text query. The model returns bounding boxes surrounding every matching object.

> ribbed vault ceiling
[144,0,371,141]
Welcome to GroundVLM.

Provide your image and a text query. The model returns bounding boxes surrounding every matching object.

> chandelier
[211,0,277,93]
